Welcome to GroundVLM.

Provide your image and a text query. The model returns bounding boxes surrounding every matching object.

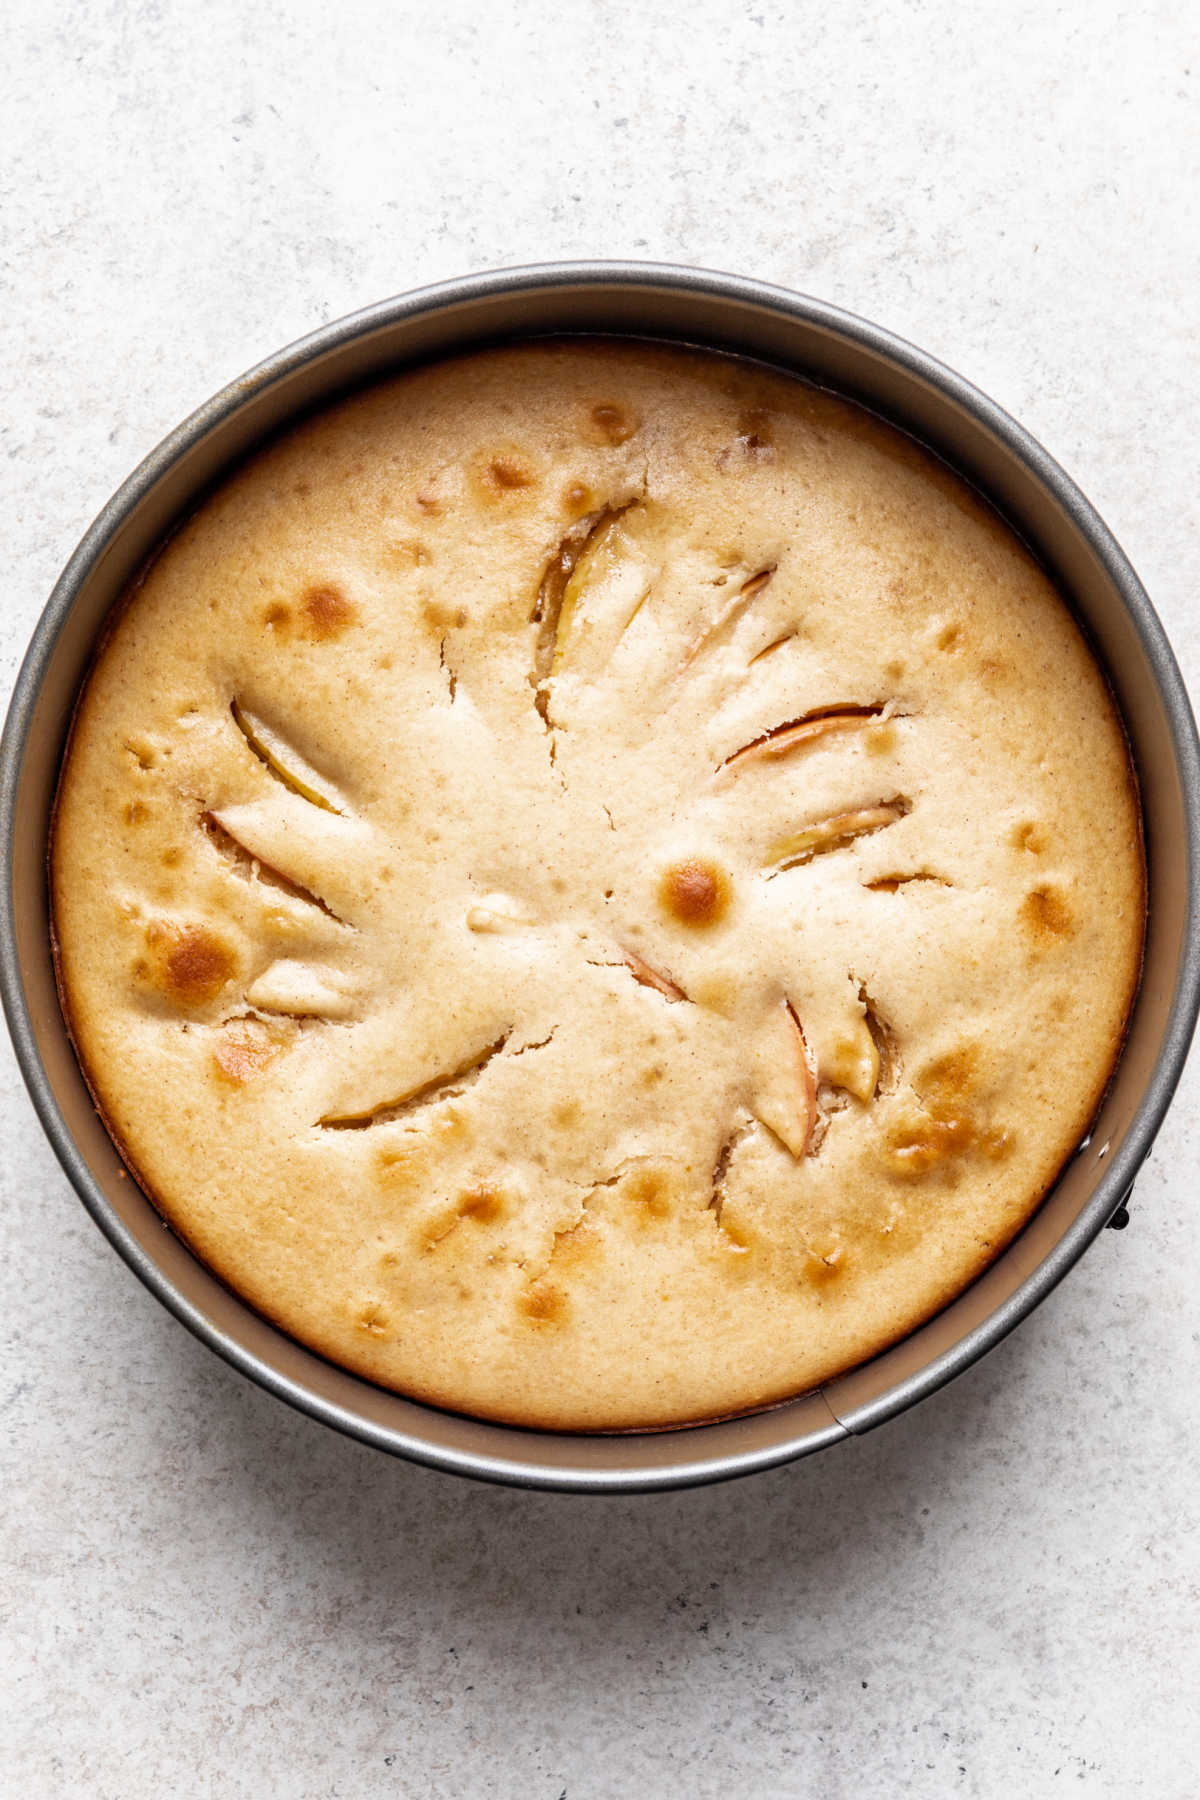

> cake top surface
[52,339,1143,1428]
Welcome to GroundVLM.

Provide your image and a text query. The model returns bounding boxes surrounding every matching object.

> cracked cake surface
[51,340,1145,1429]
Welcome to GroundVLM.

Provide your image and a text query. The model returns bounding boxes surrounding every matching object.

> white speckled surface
[3,3,1198,1794]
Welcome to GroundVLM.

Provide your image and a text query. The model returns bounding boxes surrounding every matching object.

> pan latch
[1106,1183,1135,1231]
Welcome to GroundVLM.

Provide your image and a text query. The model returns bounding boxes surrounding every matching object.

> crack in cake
[50,341,1145,1429]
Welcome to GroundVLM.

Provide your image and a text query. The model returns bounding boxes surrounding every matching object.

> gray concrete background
[3,3,1197,1794]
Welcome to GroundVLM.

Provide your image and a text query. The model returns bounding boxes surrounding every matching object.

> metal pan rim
[3,261,1197,1491]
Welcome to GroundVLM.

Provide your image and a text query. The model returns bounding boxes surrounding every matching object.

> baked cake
[50,341,1145,1429]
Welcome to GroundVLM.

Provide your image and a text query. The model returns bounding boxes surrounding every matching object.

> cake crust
[51,341,1145,1429]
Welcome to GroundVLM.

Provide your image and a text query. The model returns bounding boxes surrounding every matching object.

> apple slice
[721,703,884,772]
[750,998,817,1157]
[820,1015,881,1105]
[530,500,640,722]
[319,1032,511,1128]
[767,799,910,873]
[246,959,358,1020]
[552,509,648,671]
[230,700,345,813]
[466,892,535,933]
[679,566,775,672]
[202,810,348,922]
[621,948,688,1003]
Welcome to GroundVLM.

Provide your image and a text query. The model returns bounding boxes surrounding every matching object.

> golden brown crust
[50,340,1145,1430]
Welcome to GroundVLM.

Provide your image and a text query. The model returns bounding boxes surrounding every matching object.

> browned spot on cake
[432,1105,472,1147]
[472,447,538,501]
[389,538,431,569]
[659,858,732,928]
[123,800,149,826]
[1011,820,1047,855]
[141,921,237,1009]
[920,1046,978,1108]
[980,1125,1014,1161]
[419,1208,461,1251]
[415,489,443,516]
[455,1185,507,1225]
[213,1019,284,1084]
[553,1097,581,1130]
[160,847,181,868]
[421,596,466,636]
[562,479,593,516]
[585,402,638,446]
[868,1201,925,1261]
[628,1165,673,1219]
[301,584,356,641]
[866,719,899,755]
[123,736,158,770]
[937,621,963,651]
[1022,883,1074,941]
[493,457,535,489]
[520,1281,567,1324]
[716,1214,753,1251]
[884,1112,975,1176]
[690,971,738,1015]
[805,1244,847,1287]
[416,1184,511,1253]
[372,1142,425,1188]
[546,1087,579,1130]
[355,1302,389,1338]
[735,407,774,456]
[263,602,292,633]
[882,1045,1008,1178]
[545,1217,598,1271]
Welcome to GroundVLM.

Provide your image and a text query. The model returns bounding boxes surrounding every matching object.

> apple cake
[51,340,1145,1429]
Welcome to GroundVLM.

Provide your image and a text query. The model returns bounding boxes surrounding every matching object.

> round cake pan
[3,264,1198,1492]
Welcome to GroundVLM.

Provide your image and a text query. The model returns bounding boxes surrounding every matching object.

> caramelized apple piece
[621,948,688,1002]
[865,871,949,893]
[530,500,640,721]
[722,704,884,772]
[552,509,648,669]
[767,799,910,872]
[747,630,796,666]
